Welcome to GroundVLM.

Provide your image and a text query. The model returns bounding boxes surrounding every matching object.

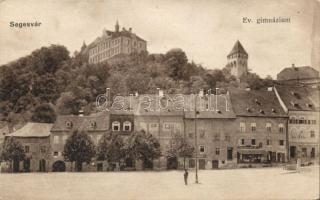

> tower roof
[228,40,248,56]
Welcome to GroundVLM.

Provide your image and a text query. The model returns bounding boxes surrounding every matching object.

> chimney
[292,63,295,68]
[157,88,164,97]
[129,27,132,33]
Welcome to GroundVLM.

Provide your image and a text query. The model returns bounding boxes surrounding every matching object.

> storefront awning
[237,149,267,155]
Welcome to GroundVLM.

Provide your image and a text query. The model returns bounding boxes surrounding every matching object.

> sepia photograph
[0,0,319,199]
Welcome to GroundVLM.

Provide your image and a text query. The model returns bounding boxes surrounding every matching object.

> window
[240,122,246,132]
[65,121,73,129]
[266,123,272,132]
[123,121,132,131]
[90,121,97,129]
[40,146,46,153]
[310,131,315,138]
[53,136,59,144]
[199,145,205,154]
[112,121,120,131]
[164,123,174,130]
[279,140,284,146]
[225,135,230,142]
[150,123,158,128]
[215,148,220,155]
[251,123,256,132]
[279,124,284,133]
[251,139,256,145]
[241,139,245,145]
[214,134,220,141]
[53,151,59,157]
[267,139,271,146]
[25,146,30,153]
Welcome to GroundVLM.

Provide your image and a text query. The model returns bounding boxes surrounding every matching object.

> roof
[51,114,109,132]
[229,88,287,117]
[275,86,319,111]
[277,66,320,81]
[88,28,146,49]
[131,94,236,118]
[6,123,52,138]
[228,40,248,56]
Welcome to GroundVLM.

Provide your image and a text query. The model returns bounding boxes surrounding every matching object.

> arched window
[65,121,73,129]
[123,121,132,132]
[278,123,284,133]
[112,121,120,131]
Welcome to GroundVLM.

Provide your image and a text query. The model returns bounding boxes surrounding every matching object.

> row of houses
[0,85,319,172]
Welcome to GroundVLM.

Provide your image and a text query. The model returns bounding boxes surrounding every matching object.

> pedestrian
[184,169,188,185]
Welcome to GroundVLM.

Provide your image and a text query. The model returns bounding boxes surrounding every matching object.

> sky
[0,0,317,78]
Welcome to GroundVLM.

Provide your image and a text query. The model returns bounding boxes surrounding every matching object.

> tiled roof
[6,123,52,138]
[51,114,109,132]
[275,86,319,111]
[88,29,146,49]
[277,66,319,81]
[229,88,287,117]
[228,40,248,56]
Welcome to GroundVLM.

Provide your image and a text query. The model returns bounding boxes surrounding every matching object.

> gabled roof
[277,66,319,81]
[51,114,109,132]
[275,86,319,111]
[6,123,52,138]
[228,40,248,56]
[229,88,287,117]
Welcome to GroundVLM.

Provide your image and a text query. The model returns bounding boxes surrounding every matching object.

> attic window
[259,110,265,114]
[271,109,276,113]
[306,103,313,108]
[290,101,299,107]
[246,108,251,112]
[217,110,222,114]
[65,121,73,129]
[90,121,97,129]
[291,91,300,99]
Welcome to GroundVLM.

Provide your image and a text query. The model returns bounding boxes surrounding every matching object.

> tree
[166,133,194,169]
[31,103,56,123]
[1,137,26,172]
[63,130,96,171]
[96,131,125,164]
[164,48,188,80]
[124,130,161,170]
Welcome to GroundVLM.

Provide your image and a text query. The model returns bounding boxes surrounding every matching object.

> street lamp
[194,92,202,184]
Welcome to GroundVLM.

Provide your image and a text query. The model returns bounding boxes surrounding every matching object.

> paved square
[0,166,319,200]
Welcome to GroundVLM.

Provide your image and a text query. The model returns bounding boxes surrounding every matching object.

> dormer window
[65,121,73,129]
[290,101,299,107]
[123,121,132,132]
[112,121,120,131]
[271,108,276,113]
[90,121,97,129]
[259,110,265,114]
[306,103,313,108]
[246,108,251,112]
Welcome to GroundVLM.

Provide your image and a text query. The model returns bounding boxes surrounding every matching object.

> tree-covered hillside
[0,44,274,126]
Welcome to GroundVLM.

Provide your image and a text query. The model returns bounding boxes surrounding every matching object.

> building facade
[87,21,147,64]
[229,88,289,166]
[4,123,52,172]
[274,86,320,164]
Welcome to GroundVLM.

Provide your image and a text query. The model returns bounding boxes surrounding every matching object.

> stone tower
[227,40,248,79]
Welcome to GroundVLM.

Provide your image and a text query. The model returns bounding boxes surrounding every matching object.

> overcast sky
[0,0,317,78]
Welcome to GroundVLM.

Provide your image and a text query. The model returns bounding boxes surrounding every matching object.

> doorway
[199,159,206,169]
[167,157,178,170]
[290,146,296,158]
[39,159,46,172]
[212,160,219,169]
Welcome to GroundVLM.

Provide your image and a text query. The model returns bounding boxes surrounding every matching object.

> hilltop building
[277,65,320,86]
[226,40,249,80]
[87,21,147,64]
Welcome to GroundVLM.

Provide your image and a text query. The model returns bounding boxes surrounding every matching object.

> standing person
[184,169,189,185]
